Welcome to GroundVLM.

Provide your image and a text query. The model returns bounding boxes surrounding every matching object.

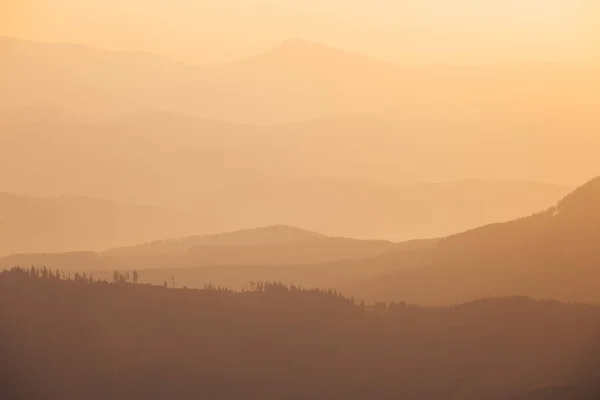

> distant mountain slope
[99,226,416,275]
[0,193,198,255]
[346,177,600,305]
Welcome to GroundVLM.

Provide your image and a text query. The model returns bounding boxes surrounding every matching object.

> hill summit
[104,225,325,257]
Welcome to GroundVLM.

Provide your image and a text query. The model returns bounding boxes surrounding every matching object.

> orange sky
[1,0,598,64]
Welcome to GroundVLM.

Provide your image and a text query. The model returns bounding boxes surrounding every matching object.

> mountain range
[3,9,600,399]
[3,36,600,194]
[68,177,600,304]
[0,102,586,244]
[0,179,568,255]
[2,35,600,306]
[2,105,591,204]
[3,177,600,306]
[0,225,430,279]
[2,35,599,125]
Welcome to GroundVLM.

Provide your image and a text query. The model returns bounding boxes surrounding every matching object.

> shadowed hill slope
[347,177,600,305]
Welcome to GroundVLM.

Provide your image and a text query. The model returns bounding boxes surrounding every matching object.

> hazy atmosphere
[2,1,600,399]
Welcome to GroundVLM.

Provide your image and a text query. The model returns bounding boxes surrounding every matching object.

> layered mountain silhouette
[0,36,401,122]
[2,36,598,125]
[3,177,598,304]
[0,106,577,242]
[62,177,599,302]
[346,177,600,305]
[0,179,568,255]
[3,12,599,400]
[0,225,427,289]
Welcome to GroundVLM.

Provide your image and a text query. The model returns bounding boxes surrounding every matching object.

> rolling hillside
[104,225,326,257]
[0,226,419,284]
[2,269,600,400]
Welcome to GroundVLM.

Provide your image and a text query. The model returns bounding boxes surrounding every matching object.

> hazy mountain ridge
[1,104,593,199]
[0,177,567,256]
[2,36,599,125]
[0,225,415,278]
[0,106,575,242]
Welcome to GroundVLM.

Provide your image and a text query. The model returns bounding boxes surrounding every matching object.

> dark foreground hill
[512,381,600,400]
[2,268,600,400]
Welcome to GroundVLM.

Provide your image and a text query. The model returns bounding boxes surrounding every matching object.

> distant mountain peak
[263,39,358,61]
[271,39,337,52]
[208,224,325,241]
